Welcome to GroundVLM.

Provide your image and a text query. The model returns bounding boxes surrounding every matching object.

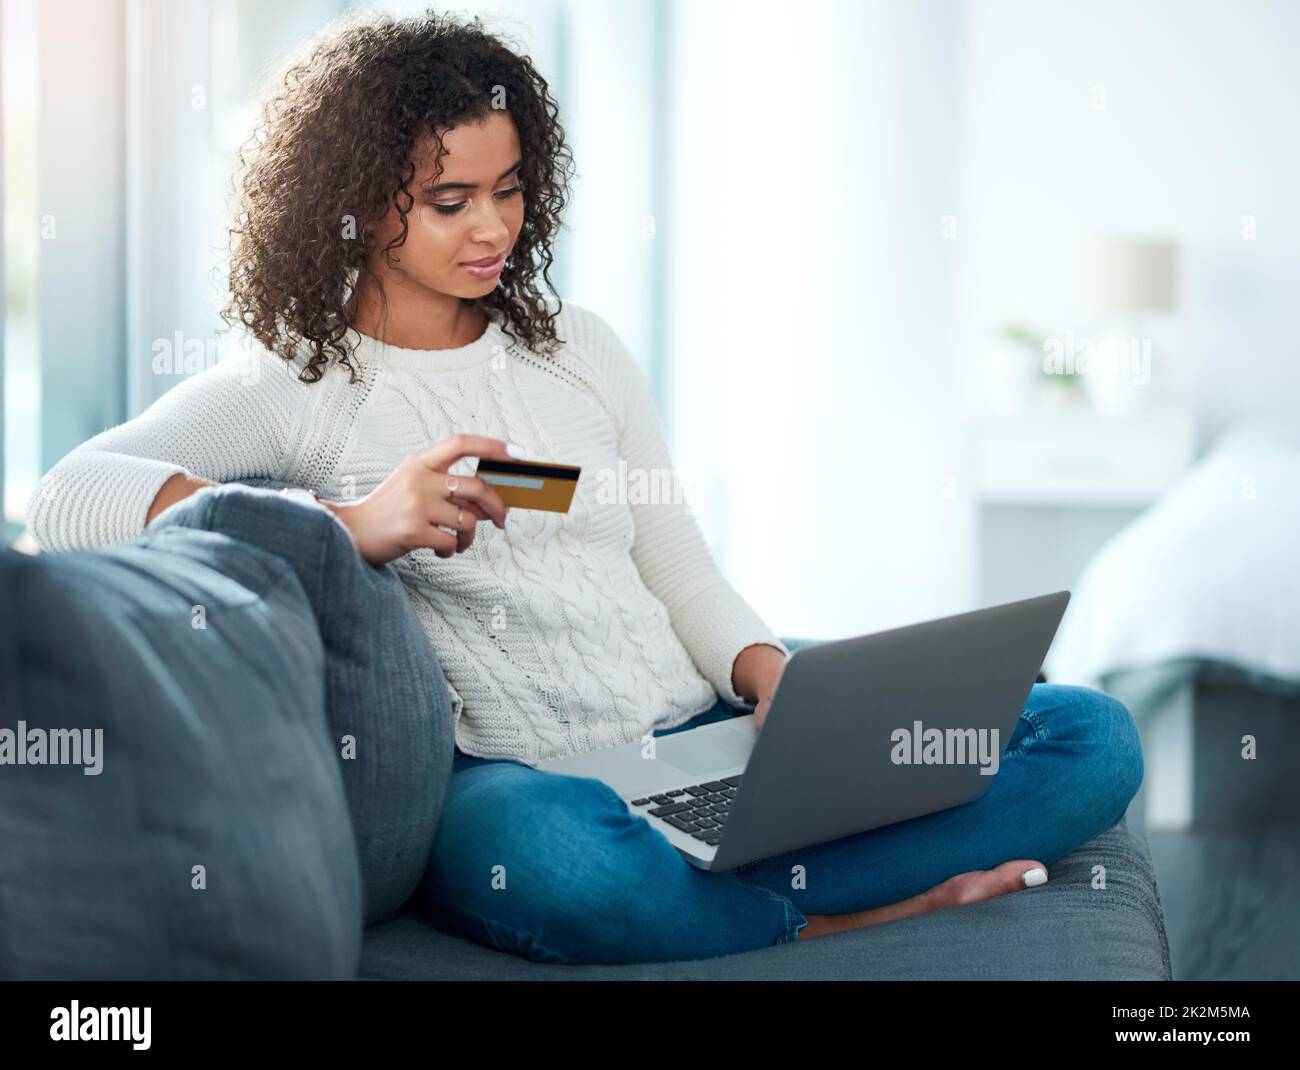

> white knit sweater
[25,302,788,765]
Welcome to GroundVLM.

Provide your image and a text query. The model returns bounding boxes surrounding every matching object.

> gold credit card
[473,457,582,513]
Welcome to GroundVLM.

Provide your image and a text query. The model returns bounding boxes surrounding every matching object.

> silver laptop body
[536,590,1070,872]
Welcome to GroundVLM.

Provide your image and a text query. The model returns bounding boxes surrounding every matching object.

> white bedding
[1046,418,1300,688]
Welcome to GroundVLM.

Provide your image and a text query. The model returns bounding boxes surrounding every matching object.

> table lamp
[1081,234,1180,414]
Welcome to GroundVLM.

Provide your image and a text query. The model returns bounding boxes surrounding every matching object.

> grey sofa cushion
[358,821,1170,979]
[153,483,456,926]
[0,529,361,980]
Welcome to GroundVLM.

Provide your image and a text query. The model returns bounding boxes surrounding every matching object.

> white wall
[660,0,1300,642]
[953,0,1300,444]
[663,0,968,640]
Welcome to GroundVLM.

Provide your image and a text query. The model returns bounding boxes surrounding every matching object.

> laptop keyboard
[628,776,743,846]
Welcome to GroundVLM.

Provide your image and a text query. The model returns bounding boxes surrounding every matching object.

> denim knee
[1054,685,1145,826]
[423,770,663,964]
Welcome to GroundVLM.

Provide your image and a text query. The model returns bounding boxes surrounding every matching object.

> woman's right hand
[324,434,516,567]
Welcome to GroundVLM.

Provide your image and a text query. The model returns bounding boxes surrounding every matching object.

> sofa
[0,482,1172,980]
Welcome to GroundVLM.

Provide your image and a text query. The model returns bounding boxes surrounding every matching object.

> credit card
[473,457,582,513]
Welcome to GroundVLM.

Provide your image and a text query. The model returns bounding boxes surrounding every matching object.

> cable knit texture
[26,302,787,765]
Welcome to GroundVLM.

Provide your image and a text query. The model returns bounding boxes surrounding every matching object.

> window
[2,0,38,542]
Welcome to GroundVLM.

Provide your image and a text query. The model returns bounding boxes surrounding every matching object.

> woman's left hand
[752,691,777,733]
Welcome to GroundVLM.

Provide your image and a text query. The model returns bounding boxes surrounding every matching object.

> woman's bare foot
[795,860,1048,940]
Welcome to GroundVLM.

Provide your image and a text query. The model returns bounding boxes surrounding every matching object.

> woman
[26,10,1143,965]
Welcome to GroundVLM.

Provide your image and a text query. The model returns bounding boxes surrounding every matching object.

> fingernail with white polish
[1022,867,1047,888]
[506,442,528,459]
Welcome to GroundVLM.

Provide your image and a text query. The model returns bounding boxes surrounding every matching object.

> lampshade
[1083,235,1179,316]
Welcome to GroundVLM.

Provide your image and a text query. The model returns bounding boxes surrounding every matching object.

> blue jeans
[413,637,1145,965]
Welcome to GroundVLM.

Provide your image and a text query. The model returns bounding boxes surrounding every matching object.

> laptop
[536,590,1070,872]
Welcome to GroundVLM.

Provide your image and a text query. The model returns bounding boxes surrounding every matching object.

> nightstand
[971,402,1196,615]
[973,403,1208,835]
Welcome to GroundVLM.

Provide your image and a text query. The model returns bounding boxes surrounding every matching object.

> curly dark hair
[222,8,576,384]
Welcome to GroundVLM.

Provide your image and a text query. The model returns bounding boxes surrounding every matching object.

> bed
[1043,417,1300,978]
